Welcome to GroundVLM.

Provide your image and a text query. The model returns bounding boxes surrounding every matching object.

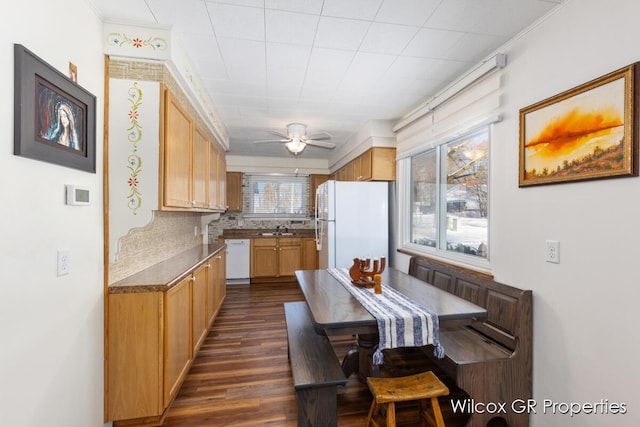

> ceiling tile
[443,33,507,62]
[304,48,355,89]
[217,37,267,82]
[266,43,311,87]
[402,27,465,58]
[147,0,213,35]
[359,22,419,55]
[206,3,265,40]
[322,0,383,21]
[207,0,265,7]
[87,0,155,22]
[339,52,397,91]
[265,9,319,45]
[265,0,324,14]
[314,17,370,50]
[375,0,440,26]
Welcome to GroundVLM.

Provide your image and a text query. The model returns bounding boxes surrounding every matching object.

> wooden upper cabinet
[333,147,396,182]
[356,149,373,181]
[160,86,226,212]
[162,89,193,208]
[217,155,227,210]
[192,127,210,209]
[367,147,395,181]
[226,171,242,212]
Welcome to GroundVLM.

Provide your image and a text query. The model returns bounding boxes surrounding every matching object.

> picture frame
[519,63,639,187]
[14,44,96,173]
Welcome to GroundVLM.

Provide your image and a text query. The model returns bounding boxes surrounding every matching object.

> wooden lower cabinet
[191,264,208,354]
[278,238,302,276]
[207,251,226,325]
[108,292,164,421]
[301,237,318,270]
[107,250,226,425]
[251,238,279,278]
[164,277,192,407]
[251,237,317,280]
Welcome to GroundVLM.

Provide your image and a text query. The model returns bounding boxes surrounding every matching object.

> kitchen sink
[257,232,296,236]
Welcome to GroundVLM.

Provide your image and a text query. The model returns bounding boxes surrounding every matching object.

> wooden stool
[366,371,449,427]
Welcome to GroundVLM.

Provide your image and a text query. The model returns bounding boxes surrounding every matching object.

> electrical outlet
[57,250,71,276]
[545,240,560,263]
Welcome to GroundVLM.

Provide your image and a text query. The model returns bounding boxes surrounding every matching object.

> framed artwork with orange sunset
[519,63,639,186]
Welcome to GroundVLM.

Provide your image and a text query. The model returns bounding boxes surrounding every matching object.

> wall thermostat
[65,185,91,206]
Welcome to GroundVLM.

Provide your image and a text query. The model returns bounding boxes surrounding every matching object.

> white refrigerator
[315,180,389,269]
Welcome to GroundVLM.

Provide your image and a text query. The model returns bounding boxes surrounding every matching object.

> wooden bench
[284,302,348,427]
[387,256,533,427]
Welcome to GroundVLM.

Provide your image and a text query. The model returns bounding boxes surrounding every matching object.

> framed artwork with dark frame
[14,44,96,173]
[519,63,639,187]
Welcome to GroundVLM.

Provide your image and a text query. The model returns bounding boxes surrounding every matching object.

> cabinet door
[192,264,208,353]
[207,255,220,326]
[164,277,192,407]
[108,292,164,420]
[163,91,192,208]
[218,154,227,210]
[208,144,219,210]
[218,251,226,304]
[251,238,278,278]
[301,237,318,270]
[192,127,209,209]
[357,150,373,181]
[278,238,302,276]
[370,147,396,181]
[226,171,242,212]
[309,174,328,214]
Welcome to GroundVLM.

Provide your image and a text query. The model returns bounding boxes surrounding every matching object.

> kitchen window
[243,174,310,218]
[401,126,490,263]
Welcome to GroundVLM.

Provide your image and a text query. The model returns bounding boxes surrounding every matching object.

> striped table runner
[328,268,444,365]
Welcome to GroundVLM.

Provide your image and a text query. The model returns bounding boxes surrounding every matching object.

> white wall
[397,0,639,425]
[0,1,106,426]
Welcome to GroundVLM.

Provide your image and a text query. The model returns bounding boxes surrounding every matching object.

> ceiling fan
[254,123,336,155]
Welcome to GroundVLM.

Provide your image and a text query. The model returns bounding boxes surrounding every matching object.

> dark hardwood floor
[162,281,428,426]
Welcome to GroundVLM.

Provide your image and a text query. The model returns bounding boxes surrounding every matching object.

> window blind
[396,71,502,159]
[243,174,310,218]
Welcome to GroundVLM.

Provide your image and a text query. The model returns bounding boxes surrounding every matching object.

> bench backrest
[408,256,532,353]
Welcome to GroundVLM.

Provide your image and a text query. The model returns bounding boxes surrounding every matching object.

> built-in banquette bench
[284,302,348,427]
[389,256,533,427]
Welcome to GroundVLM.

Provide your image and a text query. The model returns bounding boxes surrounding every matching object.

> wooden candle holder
[348,257,386,288]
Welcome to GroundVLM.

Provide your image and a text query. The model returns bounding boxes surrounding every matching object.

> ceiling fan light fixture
[285,136,306,154]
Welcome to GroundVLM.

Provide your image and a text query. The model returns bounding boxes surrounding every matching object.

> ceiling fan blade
[253,139,289,144]
[268,130,290,139]
[307,132,332,141]
[305,140,336,149]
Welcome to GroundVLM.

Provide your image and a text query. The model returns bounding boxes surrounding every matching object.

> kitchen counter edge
[109,243,226,294]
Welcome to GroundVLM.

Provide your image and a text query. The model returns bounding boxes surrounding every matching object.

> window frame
[398,125,492,270]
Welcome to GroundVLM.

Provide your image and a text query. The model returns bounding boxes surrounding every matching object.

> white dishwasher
[225,239,251,284]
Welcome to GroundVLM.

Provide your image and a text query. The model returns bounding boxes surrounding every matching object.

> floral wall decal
[126,83,143,214]
[108,33,167,51]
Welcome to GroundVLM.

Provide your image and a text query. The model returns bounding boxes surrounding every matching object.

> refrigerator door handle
[315,220,322,251]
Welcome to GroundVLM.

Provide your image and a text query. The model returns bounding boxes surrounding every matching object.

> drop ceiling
[89,0,563,158]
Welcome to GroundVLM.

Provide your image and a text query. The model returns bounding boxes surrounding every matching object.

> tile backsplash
[109,211,201,284]
[207,213,314,241]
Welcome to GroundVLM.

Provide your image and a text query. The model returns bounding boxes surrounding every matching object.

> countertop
[221,228,315,239]
[109,243,226,294]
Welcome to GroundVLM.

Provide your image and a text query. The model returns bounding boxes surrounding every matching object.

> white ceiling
[89,0,563,158]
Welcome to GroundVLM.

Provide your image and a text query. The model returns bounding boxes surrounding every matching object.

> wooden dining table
[295,268,487,380]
